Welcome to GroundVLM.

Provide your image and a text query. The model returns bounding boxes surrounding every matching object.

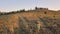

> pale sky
[0,0,60,12]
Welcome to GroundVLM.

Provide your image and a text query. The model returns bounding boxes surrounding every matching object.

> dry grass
[0,9,60,34]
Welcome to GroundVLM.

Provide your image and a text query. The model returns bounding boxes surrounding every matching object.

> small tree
[20,9,25,12]
[35,7,38,10]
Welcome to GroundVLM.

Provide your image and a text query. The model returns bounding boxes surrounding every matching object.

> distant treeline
[0,9,25,15]
[0,7,49,15]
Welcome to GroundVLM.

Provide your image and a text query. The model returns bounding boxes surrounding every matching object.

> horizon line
[0,7,60,12]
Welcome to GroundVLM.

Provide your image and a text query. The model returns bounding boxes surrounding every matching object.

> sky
[0,0,60,12]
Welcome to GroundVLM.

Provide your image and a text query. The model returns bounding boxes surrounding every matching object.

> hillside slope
[0,9,60,34]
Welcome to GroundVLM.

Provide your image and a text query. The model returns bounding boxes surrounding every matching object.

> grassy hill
[0,8,60,34]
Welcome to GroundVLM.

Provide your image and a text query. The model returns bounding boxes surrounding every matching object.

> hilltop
[0,7,60,34]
